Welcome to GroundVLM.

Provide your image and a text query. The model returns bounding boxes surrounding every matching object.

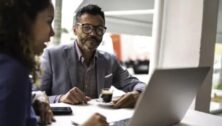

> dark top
[0,54,36,126]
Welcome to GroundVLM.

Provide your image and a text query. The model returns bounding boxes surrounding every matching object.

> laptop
[128,66,210,126]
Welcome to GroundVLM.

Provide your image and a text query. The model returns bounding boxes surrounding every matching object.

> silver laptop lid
[128,67,210,126]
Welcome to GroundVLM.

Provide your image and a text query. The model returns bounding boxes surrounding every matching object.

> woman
[0,0,108,126]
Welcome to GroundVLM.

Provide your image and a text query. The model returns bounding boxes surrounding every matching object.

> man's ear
[73,25,77,35]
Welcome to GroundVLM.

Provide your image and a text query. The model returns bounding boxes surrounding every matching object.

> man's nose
[89,28,97,36]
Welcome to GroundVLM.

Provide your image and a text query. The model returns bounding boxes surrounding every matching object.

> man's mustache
[86,37,100,43]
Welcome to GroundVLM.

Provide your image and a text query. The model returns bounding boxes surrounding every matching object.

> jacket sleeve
[40,49,62,103]
[110,55,145,93]
[40,50,53,95]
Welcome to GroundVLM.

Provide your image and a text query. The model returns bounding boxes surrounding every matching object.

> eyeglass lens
[80,24,106,36]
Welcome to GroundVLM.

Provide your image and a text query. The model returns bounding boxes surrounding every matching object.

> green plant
[216,83,222,90]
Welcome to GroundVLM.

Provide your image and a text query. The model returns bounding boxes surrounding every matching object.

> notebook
[128,66,210,126]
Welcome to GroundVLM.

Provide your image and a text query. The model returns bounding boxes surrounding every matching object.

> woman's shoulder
[0,54,28,75]
[0,54,30,92]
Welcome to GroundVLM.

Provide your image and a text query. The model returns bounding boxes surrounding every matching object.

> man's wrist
[134,90,142,94]
[55,95,62,103]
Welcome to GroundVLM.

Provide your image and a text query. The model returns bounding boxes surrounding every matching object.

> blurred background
[48,0,222,115]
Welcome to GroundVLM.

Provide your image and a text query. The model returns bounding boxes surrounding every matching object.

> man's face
[74,13,105,53]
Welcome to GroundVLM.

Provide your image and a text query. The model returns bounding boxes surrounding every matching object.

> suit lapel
[63,44,107,97]
[96,53,106,96]
[63,43,77,88]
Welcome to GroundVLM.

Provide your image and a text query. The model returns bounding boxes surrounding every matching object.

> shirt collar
[74,40,98,63]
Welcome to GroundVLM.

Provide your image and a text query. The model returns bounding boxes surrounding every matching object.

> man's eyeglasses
[76,23,107,36]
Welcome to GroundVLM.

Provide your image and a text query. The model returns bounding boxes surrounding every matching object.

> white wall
[159,0,203,68]
[153,0,218,112]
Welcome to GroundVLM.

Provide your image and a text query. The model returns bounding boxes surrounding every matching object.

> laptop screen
[128,67,210,126]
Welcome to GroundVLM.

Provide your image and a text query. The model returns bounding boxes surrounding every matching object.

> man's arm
[40,49,52,95]
[109,55,145,108]
[111,55,145,92]
[40,49,61,103]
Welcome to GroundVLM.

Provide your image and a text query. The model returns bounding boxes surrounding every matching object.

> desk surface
[50,100,222,126]
[178,110,222,126]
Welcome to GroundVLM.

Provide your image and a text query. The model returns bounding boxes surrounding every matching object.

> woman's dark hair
[75,4,105,23]
[0,0,51,79]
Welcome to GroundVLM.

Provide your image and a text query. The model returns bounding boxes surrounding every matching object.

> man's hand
[112,91,141,108]
[81,113,109,126]
[33,92,55,124]
[59,87,91,104]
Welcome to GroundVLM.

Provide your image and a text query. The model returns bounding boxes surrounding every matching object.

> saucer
[97,102,113,108]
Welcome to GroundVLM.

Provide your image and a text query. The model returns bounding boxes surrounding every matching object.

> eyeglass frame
[76,23,107,36]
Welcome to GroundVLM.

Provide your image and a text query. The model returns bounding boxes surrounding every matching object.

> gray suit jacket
[40,42,145,103]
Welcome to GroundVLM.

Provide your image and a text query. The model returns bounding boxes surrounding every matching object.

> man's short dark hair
[75,4,105,23]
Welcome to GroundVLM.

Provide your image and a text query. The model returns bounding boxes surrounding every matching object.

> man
[40,4,145,108]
